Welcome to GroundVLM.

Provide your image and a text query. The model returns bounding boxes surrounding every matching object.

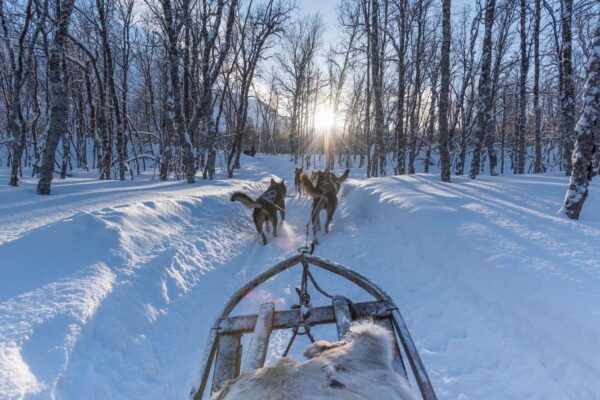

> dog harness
[260,188,278,203]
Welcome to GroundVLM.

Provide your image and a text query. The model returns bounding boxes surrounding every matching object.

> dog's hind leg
[271,213,279,237]
[312,202,320,244]
[254,212,267,245]
[260,231,267,245]
[315,208,322,232]
[277,202,285,223]
[325,202,337,234]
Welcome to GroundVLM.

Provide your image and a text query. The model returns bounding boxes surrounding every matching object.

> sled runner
[192,252,437,400]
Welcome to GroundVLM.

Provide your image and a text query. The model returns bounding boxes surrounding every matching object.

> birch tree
[564,18,599,220]
[561,0,576,175]
[369,0,385,177]
[438,0,451,182]
[564,19,600,219]
[96,0,127,180]
[516,0,529,174]
[532,0,542,173]
[37,0,76,195]
[469,0,497,179]
[391,0,408,175]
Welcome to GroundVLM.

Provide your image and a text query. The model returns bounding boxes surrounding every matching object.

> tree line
[0,0,598,217]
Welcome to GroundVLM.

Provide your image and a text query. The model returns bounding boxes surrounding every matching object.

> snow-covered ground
[1,155,599,400]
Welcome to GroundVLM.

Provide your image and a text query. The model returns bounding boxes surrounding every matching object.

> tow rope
[282,258,357,356]
[297,195,324,255]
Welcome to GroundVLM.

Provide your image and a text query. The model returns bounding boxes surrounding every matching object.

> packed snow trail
[1,155,599,399]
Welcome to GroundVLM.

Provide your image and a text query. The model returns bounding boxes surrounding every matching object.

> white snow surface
[1,155,599,399]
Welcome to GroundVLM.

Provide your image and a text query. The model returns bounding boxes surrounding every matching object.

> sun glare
[313,106,336,130]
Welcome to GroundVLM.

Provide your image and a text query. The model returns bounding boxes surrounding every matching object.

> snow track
[1,156,599,399]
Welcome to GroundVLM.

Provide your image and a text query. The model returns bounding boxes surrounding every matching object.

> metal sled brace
[191,253,437,400]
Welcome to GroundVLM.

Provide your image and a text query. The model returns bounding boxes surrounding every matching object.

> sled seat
[209,298,408,395]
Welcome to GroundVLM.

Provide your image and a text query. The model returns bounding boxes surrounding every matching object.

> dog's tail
[335,168,350,185]
[231,192,262,209]
[301,173,321,199]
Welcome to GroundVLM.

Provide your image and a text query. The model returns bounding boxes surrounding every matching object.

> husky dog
[309,170,319,186]
[301,169,350,243]
[294,168,303,198]
[323,170,348,194]
[231,178,286,245]
[211,322,416,400]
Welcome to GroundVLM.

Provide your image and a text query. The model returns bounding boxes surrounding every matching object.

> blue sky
[298,0,340,48]
[298,0,475,50]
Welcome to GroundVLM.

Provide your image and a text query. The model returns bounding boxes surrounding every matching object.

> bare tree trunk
[564,19,600,219]
[393,0,407,175]
[97,0,126,180]
[201,85,216,179]
[438,0,451,182]
[121,0,135,176]
[561,0,575,175]
[160,61,174,181]
[516,0,529,174]
[500,90,507,174]
[159,0,196,183]
[60,59,71,179]
[408,0,425,175]
[469,0,496,179]
[37,0,76,195]
[424,84,437,174]
[533,0,542,173]
[370,0,384,177]
[365,33,372,178]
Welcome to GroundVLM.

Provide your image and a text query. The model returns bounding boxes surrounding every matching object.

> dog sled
[192,252,437,400]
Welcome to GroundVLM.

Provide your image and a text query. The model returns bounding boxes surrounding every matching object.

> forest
[0,0,598,215]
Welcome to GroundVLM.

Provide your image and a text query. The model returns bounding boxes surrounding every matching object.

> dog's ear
[270,177,276,185]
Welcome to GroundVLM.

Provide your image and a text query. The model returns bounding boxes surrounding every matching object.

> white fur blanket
[211,322,417,400]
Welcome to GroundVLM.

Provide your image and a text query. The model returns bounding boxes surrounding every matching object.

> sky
[298,0,340,48]
[297,0,474,51]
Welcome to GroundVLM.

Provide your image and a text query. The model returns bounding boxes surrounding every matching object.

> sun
[313,105,336,130]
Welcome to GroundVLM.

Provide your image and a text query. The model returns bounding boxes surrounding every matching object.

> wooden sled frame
[192,254,437,400]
